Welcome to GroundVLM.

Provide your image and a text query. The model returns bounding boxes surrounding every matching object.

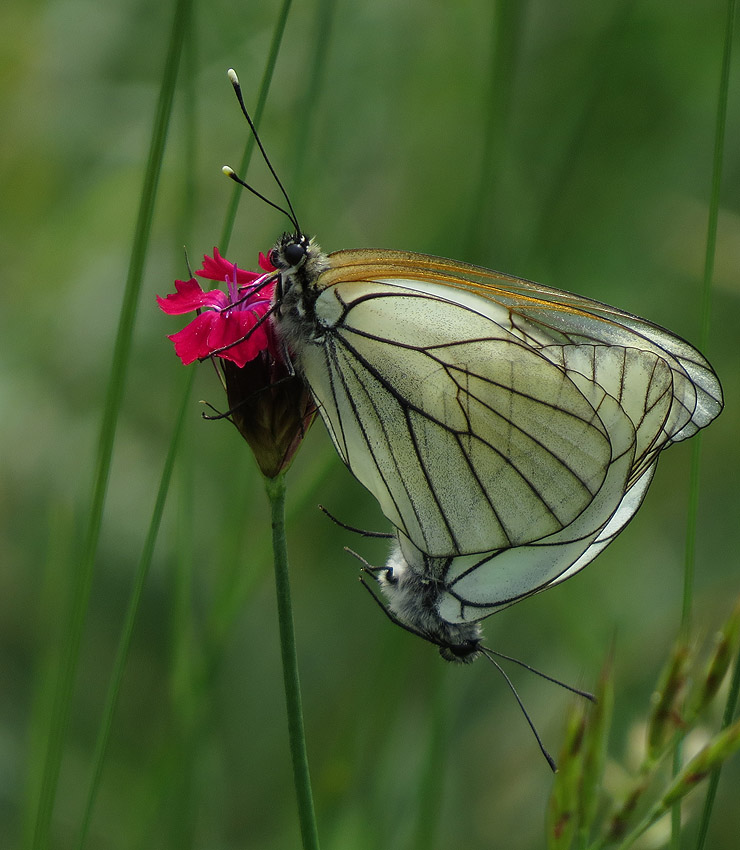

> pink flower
[158,247,315,477]
[157,248,277,368]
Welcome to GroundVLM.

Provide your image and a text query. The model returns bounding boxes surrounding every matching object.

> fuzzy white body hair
[378,538,483,661]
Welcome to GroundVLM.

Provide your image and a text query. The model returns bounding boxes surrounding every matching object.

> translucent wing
[299,249,722,559]
[395,460,657,625]
[380,341,667,621]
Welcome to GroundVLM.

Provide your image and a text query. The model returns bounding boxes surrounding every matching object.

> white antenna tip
[227,68,239,86]
[222,165,236,177]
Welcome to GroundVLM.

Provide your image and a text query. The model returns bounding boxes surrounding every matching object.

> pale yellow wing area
[321,249,723,440]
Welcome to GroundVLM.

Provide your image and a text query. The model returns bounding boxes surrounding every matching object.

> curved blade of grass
[157,2,302,836]
[680,0,735,640]
[75,367,196,850]
[674,0,735,844]
[288,0,338,196]
[464,0,526,259]
[694,642,740,849]
[28,1,192,847]
[78,4,201,844]
[21,507,78,849]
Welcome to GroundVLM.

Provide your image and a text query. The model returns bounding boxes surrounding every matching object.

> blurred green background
[2,0,739,848]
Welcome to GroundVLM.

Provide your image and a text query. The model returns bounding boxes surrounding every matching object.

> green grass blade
[679,0,735,638]
[464,0,526,259]
[21,507,78,849]
[673,1,735,845]
[694,642,740,849]
[160,13,201,846]
[288,0,338,196]
[28,1,192,846]
[75,368,196,850]
[144,13,304,827]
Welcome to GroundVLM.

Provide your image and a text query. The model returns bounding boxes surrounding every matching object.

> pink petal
[167,312,221,364]
[259,251,276,272]
[207,311,271,368]
[197,247,261,284]
[157,277,228,315]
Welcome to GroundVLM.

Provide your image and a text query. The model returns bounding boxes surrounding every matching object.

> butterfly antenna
[480,647,596,703]
[480,650,557,772]
[344,546,392,580]
[222,166,298,230]
[226,69,301,234]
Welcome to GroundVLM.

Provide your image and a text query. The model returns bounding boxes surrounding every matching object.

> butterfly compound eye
[284,241,306,267]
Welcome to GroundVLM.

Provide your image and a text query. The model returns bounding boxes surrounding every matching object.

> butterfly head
[269,232,311,271]
[269,233,330,324]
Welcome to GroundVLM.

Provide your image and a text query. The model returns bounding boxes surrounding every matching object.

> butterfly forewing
[321,249,722,436]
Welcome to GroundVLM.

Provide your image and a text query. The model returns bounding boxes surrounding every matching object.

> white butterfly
[221,68,722,663]
[269,236,723,660]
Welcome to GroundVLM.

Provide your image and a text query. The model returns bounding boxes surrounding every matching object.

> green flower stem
[264,473,320,850]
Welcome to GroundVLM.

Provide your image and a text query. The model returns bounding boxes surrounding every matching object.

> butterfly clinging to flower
[265,233,722,663]
[163,69,723,671]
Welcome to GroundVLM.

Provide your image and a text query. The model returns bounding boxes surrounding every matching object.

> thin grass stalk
[21,508,77,849]
[531,0,636,258]
[28,1,191,846]
[176,1,199,253]
[288,0,338,196]
[680,0,735,641]
[164,14,202,846]
[105,447,334,843]
[75,368,196,850]
[465,0,526,259]
[694,645,740,849]
[219,0,294,252]
[672,1,735,845]
[166,442,199,850]
[264,473,321,850]
[82,3,297,837]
